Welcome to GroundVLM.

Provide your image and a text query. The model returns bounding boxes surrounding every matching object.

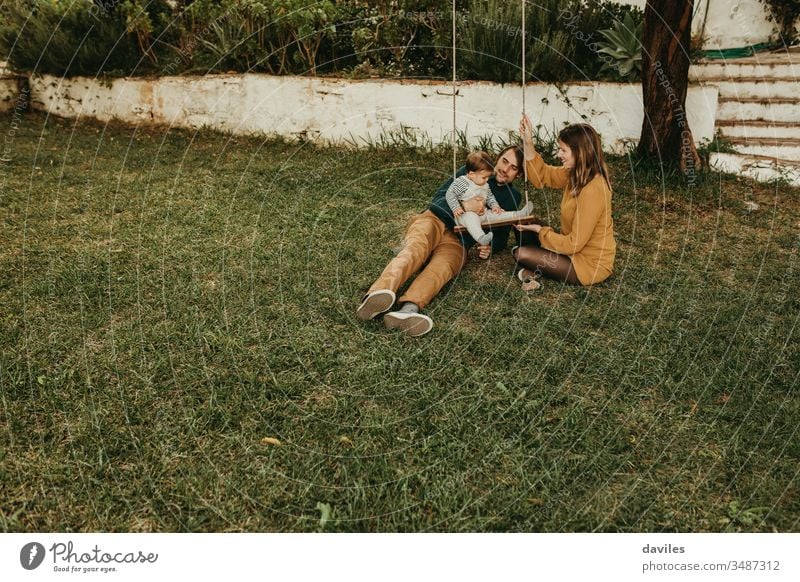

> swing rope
[452,0,457,179]
[451,0,539,235]
[521,0,529,209]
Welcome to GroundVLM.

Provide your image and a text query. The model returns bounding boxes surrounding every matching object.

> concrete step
[734,145,800,160]
[722,125,800,161]
[728,136,800,146]
[733,142,800,163]
[691,62,798,80]
[711,152,800,187]
[694,79,800,100]
[691,57,799,81]
[716,98,800,123]
[718,120,799,140]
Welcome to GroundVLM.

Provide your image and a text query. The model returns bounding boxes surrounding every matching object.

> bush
[0,0,645,81]
[0,0,177,77]
[0,1,136,76]
[595,10,643,81]
[760,0,800,43]
[175,0,356,75]
[449,0,644,83]
[345,0,449,78]
[554,0,644,80]
[456,0,573,83]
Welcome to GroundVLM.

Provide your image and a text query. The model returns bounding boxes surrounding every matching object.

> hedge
[0,0,643,82]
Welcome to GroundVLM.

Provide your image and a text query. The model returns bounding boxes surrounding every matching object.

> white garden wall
[619,0,797,50]
[29,73,718,154]
[696,0,780,49]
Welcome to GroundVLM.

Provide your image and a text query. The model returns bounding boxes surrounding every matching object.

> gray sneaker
[356,289,396,321]
[383,311,434,337]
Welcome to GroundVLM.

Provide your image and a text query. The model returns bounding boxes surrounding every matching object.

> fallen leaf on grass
[316,502,331,529]
[260,437,282,446]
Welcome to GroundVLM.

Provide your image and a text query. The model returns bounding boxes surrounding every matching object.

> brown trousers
[367,211,467,309]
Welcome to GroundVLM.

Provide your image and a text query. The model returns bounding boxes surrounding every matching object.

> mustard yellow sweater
[525,153,616,285]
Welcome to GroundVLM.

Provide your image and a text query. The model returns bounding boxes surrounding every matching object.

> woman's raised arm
[520,114,569,190]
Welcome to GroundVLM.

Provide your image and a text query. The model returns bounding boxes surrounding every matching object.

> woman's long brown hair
[558,124,611,196]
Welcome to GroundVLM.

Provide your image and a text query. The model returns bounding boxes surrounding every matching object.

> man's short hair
[465,151,494,173]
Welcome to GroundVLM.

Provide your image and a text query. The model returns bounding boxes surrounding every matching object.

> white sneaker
[356,289,396,321]
[383,311,434,337]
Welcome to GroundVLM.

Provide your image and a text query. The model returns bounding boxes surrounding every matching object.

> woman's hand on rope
[519,114,536,161]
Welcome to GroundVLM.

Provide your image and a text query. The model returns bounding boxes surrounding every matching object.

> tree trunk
[637,0,701,182]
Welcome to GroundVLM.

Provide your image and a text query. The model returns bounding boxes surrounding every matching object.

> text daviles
[50,542,158,564]
[643,544,685,554]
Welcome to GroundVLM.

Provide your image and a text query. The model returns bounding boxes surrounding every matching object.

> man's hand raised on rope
[476,244,491,260]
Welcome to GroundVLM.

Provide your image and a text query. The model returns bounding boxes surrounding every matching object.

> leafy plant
[560,0,644,79]
[281,0,338,74]
[725,501,769,530]
[0,0,649,81]
[197,18,254,71]
[595,11,643,81]
[347,0,447,78]
[0,1,130,76]
[696,130,738,167]
[0,0,174,76]
[185,0,341,75]
[456,0,573,84]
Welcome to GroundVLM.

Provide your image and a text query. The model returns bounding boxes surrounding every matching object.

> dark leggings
[513,245,581,285]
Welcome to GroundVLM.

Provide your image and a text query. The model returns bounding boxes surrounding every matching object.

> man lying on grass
[356,146,525,337]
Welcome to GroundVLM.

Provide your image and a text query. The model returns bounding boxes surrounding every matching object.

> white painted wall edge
[28,73,718,154]
[620,0,799,50]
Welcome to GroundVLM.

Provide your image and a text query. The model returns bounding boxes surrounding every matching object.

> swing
[451,0,540,235]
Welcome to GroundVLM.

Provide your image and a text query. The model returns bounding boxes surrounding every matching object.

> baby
[446,151,532,245]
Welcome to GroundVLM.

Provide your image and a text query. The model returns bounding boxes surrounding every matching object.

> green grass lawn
[1,112,798,532]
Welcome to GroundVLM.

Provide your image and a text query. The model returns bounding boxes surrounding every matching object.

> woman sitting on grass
[514,115,616,290]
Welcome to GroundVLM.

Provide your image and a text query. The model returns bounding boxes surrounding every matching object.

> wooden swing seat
[452,214,540,234]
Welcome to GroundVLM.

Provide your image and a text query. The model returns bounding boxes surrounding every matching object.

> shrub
[453,0,643,83]
[345,0,448,78]
[177,0,276,74]
[0,0,137,76]
[595,11,643,81]
[455,0,573,83]
[0,0,646,81]
[180,0,345,75]
[0,0,178,77]
[760,0,800,43]
[554,0,644,80]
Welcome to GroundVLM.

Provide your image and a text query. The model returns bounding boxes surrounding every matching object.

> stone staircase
[690,49,800,187]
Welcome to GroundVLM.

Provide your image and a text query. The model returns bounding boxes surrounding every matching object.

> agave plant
[595,11,643,81]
